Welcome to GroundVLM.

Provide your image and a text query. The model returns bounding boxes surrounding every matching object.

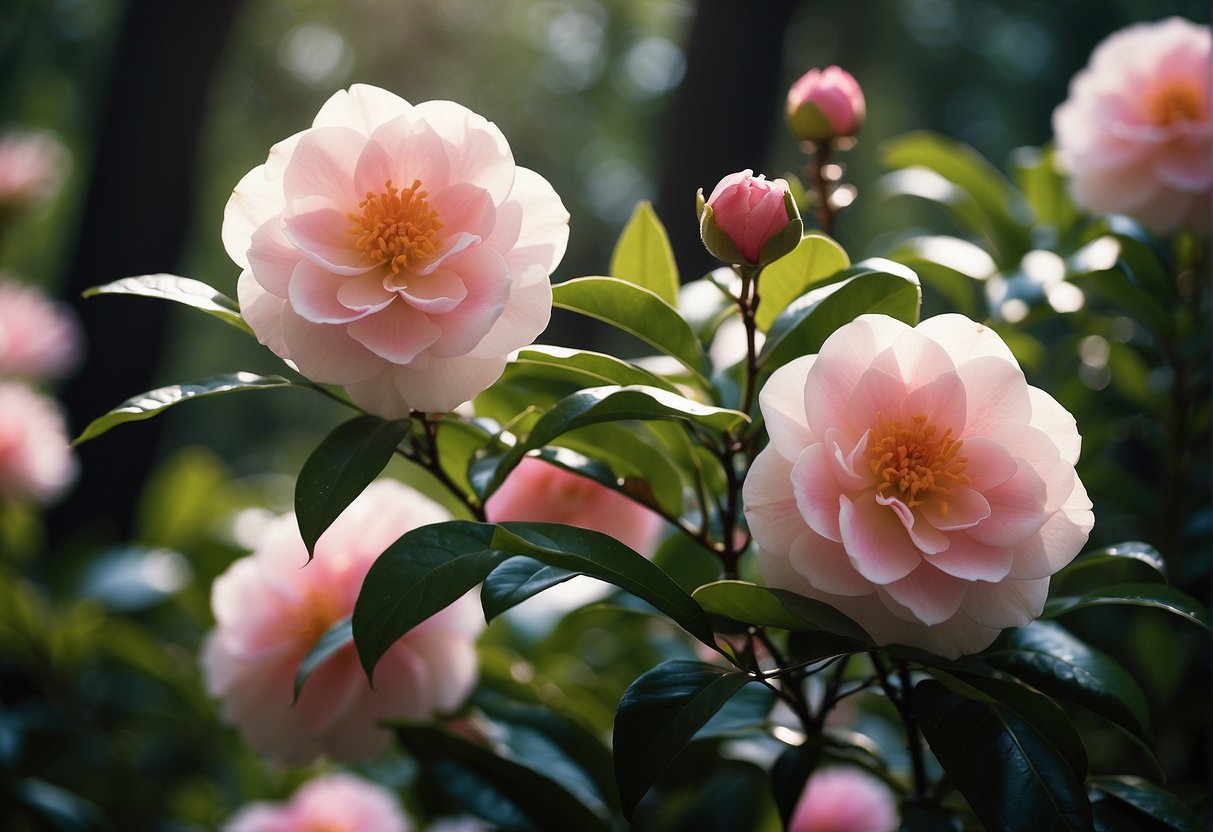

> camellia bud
[787,66,866,143]
[697,170,801,266]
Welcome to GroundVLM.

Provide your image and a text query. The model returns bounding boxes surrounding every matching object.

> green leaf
[984,622,1153,746]
[553,277,709,385]
[755,233,850,331]
[613,660,754,817]
[914,680,1092,832]
[293,616,352,702]
[879,131,1032,265]
[1011,145,1080,239]
[490,523,717,648]
[692,580,872,644]
[476,385,746,499]
[611,200,680,305]
[1043,583,1212,631]
[1089,776,1207,832]
[294,415,411,558]
[73,372,295,445]
[1054,542,1167,588]
[83,273,254,335]
[394,724,613,832]
[759,262,921,375]
[482,556,579,621]
[511,345,682,394]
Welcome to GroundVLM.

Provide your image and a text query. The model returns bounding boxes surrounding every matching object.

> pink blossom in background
[0,277,82,380]
[787,66,867,143]
[0,131,67,211]
[486,456,665,555]
[744,314,1093,659]
[0,382,76,505]
[1053,17,1211,235]
[702,170,795,264]
[224,773,412,832]
[224,84,570,417]
[789,768,898,832]
[202,479,483,763]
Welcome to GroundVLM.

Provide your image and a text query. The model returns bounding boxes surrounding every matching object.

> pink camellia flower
[486,456,665,555]
[224,773,412,832]
[0,131,67,212]
[787,66,866,144]
[202,479,483,763]
[701,170,797,265]
[1052,17,1211,235]
[789,768,898,832]
[744,314,1093,659]
[0,382,77,505]
[223,84,570,417]
[0,277,82,380]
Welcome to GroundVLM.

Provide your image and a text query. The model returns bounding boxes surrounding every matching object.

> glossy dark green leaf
[490,524,717,648]
[511,345,682,393]
[613,660,754,817]
[1043,583,1211,631]
[1088,776,1207,832]
[899,806,962,832]
[755,233,850,331]
[759,262,921,375]
[482,556,579,621]
[83,273,253,335]
[293,616,351,701]
[1055,542,1167,588]
[294,415,411,558]
[771,742,821,826]
[692,580,872,645]
[611,200,680,305]
[553,276,709,384]
[914,680,1092,832]
[394,724,613,832]
[1011,145,1080,238]
[74,372,295,445]
[433,415,498,501]
[985,622,1153,744]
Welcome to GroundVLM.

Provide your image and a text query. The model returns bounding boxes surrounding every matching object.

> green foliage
[611,200,681,305]
[82,273,254,336]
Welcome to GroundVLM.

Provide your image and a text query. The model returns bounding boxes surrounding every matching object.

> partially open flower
[0,131,67,213]
[699,170,800,266]
[224,84,570,416]
[202,479,483,763]
[789,767,898,832]
[0,277,82,381]
[0,382,76,505]
[1053,17,1211,235]
[787,66,866,144]
[744,314,1093,658]
[224,773,412,832]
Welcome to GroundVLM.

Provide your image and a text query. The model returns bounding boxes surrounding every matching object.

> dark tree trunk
[49,0,244,550]
[656,0,802,280]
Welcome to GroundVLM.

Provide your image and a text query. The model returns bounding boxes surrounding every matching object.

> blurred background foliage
[0,0,1209,828]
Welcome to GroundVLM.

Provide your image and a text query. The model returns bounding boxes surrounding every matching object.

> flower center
[866,413,969,513]
[348,178,444,272]
[290,587,345,649]
[1144,79,1205,127]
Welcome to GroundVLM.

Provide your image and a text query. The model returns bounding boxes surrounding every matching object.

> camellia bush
[17,13,1208,832]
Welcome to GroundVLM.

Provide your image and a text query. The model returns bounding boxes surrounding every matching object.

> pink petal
[845,366,909,436]
[414,231,481,275]
[487,166,572,275]
[346,301,442,363]
[287,260,370,324]
[413,99,516,202]
[955,355,1032,437]
[901,370,967,436]
[399,267,468,314]
[788,527,875,596]
[873,492,951,554]
[312,84,414,133]
[792,443,845,541]
[407,627,481,712]
[335,270,395,315]
[759,355,818,461]
[238,272,288,358]
[1026,386,1081,464]
[914,313,1016,364]
[1007,473,1093,580]
[355,114,452,198]
[965,462,1050,547]
[429,181,496,241]
[281,125,364,203]
[279,307,385,384]
[878,563,968,625]
[870,326,958,390]
[927,531,1014,582]
[281,195,371,275]
[344,352,509,415]
[839,493,923,584]
[224,162,286,269]
[823,427,872,490]
[744,447,805,555]
[246,218,301,297]
[468,274,553,358]
[959,436,1018,491]
[986,424,1073,512]
[919,485,991,531]
[295,646,366,735]
[805,315,909,438]
[427,249,512,357]
[960,576,1050,629]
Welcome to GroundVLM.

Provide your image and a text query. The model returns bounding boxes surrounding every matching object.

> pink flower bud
[789,767,898,832]
[787,66,866,143]
[700,170,799,265]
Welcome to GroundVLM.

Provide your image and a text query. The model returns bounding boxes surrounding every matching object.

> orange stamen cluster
[1145,80,1205,126]
[348,178,444,272]
[289,588,345,649]
[866,412,969,515]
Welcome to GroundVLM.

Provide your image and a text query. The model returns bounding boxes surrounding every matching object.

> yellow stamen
[1145,80,1205,126]
[348,178,444,272]
[290,588,345,649]
[866,412,970,513]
